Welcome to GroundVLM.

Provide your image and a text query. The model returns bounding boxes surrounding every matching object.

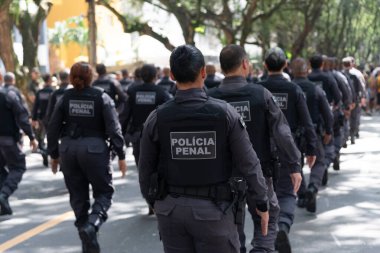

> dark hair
[141,64,157,83]
[121,69,129,77]
[265,48,287,72]
[42,73,51,83]
[220,45,247,74]
[290,57,308,77]
[95,63,107,76]
[58,71,69,81]
[70,62,93,90]
[134,67,142,79]
[309,55,323,69]
[170,45,205,83]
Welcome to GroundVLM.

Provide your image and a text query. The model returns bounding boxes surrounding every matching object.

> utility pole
[87,0,97,67]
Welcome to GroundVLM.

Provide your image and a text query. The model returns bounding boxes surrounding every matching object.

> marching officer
[139,45,269,253]
[32,74,54,167]
[157,67,176,95]
[47,62,127,253]
[258,47,318,253]
[208,45,301,253]
[204,63,223,89]
[0,78,37,215]
[122,64,171,166]
[291,58,334,213]
[92,63,127,115]
[46,70,71,123]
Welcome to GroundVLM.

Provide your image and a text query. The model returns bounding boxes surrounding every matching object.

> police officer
[139,45,269,253]
[92,63,127,115]
[26,67,40,109]
[291,58,334,213]
[157,67,176,95]
[208,45,302,253]
[204,63,223,89]
[45,70,71,123]
[120,69,132,93]
[0,82,38,215]
[308,55,342,185]
[32,74,54,166]
[122,64,171,166]
[258,47,318,253]
[47,62,127,253]
[342,57,365,145]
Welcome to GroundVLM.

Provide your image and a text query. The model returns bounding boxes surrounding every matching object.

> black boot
[297,193,306,208]
[305,184,318,213]
[275,223,291,253]
[0,193,12,215]
[333,154,340,171]
[321,169,328,186]
[79,223,100,253]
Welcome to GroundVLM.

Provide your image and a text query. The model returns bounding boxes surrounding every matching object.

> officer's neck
[268,71,283,75]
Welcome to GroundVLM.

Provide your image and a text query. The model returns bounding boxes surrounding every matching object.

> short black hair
[170,45,205,83]
[134,67,141,79]
[219,45,247,74]
[59,70,69,81]
[265,47,287,72]
[141,64,157,83]
[121,69,129,77]
[42,73,51,83]
[96,63,107,76]
[309,55,323,69]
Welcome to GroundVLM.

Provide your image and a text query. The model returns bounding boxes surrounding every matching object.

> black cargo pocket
[192,207,223,221]
[154,201,175,216]
[87,144,105,154]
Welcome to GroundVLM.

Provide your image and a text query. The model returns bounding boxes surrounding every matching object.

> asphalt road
[1,113,380,253]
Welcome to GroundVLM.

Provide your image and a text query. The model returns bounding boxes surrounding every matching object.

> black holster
[147,172,167,206]
[229,177,247,225]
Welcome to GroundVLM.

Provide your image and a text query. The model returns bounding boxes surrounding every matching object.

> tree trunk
[87,0,97,66]
[0,0,15,72]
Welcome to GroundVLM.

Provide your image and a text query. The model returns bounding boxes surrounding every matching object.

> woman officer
[47,62,127,253]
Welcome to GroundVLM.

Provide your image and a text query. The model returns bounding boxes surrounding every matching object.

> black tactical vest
[129,85,160,131]
[157,97,232,187]
[92,78,116,101]
[294,79,319,125]
[0,89,20,140]
[260,78,299,132]
[36,87,54,120]
[208,85,271,166]
[62,87,105,138]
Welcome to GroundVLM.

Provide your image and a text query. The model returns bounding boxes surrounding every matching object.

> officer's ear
[170,71,176,81]
[200,66,206,79]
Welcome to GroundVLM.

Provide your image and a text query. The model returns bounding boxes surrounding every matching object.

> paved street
[1,114,380,253]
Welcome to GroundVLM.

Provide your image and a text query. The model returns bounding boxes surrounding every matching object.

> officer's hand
[256,209,269,236]
[361,98,366,107]
[323,134,332,145]
[30,139,38,152]
[51,159,59,174]
[290,172,302,193]
[32,120,39,129]
[306,155,316,168]
[118,159,127,178]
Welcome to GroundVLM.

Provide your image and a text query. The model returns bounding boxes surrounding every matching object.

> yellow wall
[47,0,88,70]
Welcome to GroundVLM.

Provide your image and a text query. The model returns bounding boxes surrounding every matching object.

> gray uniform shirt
[139,88,269,211]
[217,76,301,173]
[0,88,35,142]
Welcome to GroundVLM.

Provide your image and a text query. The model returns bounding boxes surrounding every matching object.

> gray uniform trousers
[275,153,298,230]
[155,195,240,253]
[247,178,279,253]
[350,105,361,138]
[59,137,114,228]
[0,138,26,197]
[299,137,325,193]
[343,119,350,145]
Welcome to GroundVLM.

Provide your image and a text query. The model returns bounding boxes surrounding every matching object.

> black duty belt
[168,184,233,201]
